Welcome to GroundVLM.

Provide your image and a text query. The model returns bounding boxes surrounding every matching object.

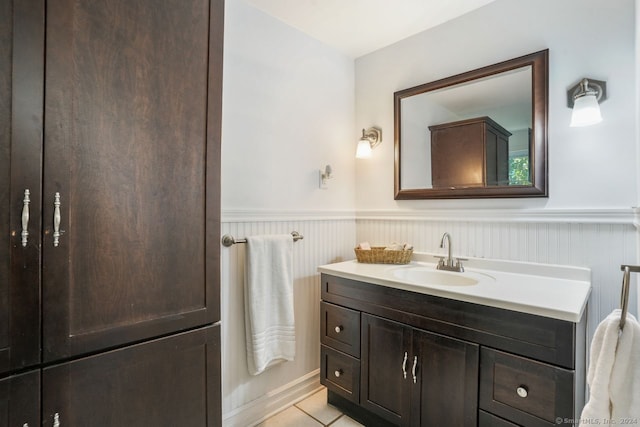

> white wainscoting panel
[220,215,356,425]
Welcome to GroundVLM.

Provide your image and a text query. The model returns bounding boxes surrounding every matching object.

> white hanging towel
[244,234,295,375]
[609,310,640,420]
[580,309,640,425]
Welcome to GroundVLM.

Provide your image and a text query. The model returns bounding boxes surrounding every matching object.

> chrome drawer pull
[21,189,30,247]
[53,413,61,427]
[334,325,343,333]
[402,351,408,379]
[53,192,61,247]
[516,386,528,398]
[334,369,343,378]
[412,356,418,384]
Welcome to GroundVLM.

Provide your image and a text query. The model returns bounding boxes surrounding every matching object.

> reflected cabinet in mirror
[394,50,548,199]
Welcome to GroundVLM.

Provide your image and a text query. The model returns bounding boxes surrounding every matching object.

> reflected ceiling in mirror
[394,50,548,199]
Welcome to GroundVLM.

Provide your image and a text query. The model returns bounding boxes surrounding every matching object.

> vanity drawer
[480,348,573,427]
[479,410,521,427]
[321,345,360,404]
[321,302,360,357]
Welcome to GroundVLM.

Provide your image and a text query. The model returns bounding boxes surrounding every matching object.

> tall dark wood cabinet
[1,0,224,425]
[429,116,511,188]
[1,0,44,378]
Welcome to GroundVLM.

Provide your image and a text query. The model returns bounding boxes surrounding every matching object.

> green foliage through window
[509,156,530,186]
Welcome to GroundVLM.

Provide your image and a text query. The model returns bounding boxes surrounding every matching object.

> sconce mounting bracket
[567,78,607,108]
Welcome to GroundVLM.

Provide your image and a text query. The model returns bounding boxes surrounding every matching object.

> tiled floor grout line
[293,402,343,426]
[325,414,347,426]
[262,388,363,427]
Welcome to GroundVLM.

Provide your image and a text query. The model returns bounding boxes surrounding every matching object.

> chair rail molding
[356,208,638,225]
[221,209,356,223]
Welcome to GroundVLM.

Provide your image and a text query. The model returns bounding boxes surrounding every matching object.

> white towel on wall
[580,309,640,424]
[244,234,295,376]
[610,310,640,420]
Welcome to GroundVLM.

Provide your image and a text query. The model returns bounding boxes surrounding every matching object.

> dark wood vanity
[320,273,586,427]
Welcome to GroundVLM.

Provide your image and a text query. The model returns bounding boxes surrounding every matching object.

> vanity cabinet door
[411,329,479,427]
[361,314,412,426]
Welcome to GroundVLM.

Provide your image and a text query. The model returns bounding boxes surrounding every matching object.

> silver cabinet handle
[402,352,408,379]
[334,325,343,333]
[516,386,528,398]
[53,192,61,247]
[412,356,418,384]
[21,189,30,247]
[53,413,61,427]
[334,369,342,378]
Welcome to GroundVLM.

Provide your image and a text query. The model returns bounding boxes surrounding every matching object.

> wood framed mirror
[394,50,548,199]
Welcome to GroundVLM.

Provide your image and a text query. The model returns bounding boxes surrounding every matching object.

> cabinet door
[0,0,44,375]
[42,0,223,361]
[0,370,40,427]
[361,314,412,426]
[411,329,479,427]
[42,324,221,427]
[430,122,485,188]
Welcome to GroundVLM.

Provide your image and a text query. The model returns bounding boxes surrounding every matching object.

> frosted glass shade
[570,94,602,127]
[356,140,372,158]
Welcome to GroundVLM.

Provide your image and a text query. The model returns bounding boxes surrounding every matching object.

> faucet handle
[433,255,446,267]
[454,258,467,272]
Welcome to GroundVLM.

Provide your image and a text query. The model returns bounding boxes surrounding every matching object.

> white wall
[221,1,357,424]
[355,0,637,210]
[222,0,356,212]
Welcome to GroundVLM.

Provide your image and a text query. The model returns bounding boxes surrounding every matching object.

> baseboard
[222,370,322,427]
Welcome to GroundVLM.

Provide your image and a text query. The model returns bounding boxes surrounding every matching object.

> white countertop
[318,253,591,323]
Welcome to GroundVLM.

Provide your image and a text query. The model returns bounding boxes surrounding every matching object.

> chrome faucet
[436,232,465,272]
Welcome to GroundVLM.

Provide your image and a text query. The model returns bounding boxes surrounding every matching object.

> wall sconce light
[355,127,382,158]
[567,78,607,127]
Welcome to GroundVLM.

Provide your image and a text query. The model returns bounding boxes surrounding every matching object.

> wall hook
[319,164,332,189]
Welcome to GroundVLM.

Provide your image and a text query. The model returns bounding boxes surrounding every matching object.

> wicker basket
[354,246,413,264]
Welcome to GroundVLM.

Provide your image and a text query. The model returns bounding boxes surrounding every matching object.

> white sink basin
[392,267,482,286]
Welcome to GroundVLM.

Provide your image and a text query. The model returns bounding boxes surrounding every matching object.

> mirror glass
[394,50,548,199]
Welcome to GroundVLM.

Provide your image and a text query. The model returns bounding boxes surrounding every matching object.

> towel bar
[221,231,303,247]
[619,264,640,330]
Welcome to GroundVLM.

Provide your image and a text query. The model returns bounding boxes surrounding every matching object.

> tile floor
[257,388,364,427]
